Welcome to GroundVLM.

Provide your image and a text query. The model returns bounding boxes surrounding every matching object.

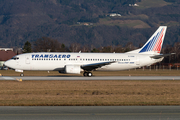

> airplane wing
[81,61,115,71]
[150,53,175,59]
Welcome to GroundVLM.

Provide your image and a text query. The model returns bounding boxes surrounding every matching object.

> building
[84,23,89,26]
[129,4,139,6]
[0,48,16,67]
[0,48,13,51]
[109,13,121,17]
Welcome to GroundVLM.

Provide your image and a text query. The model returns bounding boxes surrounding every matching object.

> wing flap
[81,61,115,71]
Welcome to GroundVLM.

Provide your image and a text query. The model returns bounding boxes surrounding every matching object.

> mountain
[0,0,180,48]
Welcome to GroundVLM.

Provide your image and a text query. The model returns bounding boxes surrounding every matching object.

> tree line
[23,37,179,63]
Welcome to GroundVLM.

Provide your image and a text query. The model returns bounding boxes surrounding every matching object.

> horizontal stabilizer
[150,53,175,59]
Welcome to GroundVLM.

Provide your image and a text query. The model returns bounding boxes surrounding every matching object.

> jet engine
[64,65,81,74]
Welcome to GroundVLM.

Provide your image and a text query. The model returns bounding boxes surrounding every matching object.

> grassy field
[0,70,180,106]
[98,18,150,28]
[0,80,180,106]
[137,0,171,9]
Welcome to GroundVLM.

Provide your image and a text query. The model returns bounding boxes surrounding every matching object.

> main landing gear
[83,71,93,77]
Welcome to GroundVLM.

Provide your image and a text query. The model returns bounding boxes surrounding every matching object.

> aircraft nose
[4,61,9,67]
[3,62,6,66]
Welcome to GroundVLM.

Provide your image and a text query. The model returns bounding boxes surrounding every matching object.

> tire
[20,73,24,77]
[87,72,92,77]
[83,72,87,76]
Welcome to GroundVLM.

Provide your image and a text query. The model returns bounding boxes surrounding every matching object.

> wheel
[83,72,88,76]
[20,73,24,77]
[87,72,92,77]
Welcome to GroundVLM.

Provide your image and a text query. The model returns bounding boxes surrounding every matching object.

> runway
[0,106,179,120]
[0,76,180,80]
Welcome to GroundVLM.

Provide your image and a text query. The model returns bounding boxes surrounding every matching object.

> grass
[136,0,172,9]
[0,69,180,106]
[98,18,150,28]
[0,80,180,106]
[164,21,180,27]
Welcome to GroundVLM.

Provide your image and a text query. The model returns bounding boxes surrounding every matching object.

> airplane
[4,26,174,77]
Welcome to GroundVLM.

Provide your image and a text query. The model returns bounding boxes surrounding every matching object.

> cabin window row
[78,59,130,61]
[32,58,130,61]
[32,59,62,60]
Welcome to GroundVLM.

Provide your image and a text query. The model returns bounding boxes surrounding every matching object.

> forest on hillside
[0,0,179,49]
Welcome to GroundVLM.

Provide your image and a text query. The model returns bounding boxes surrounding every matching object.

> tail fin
[139,26,167,54]
[127,26,167,54]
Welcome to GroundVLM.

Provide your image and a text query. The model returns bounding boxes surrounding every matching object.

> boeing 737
[4,26,174,77]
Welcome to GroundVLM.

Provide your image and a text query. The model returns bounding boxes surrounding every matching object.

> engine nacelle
[65,65,81,74]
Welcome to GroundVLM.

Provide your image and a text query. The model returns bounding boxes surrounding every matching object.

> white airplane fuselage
[5,52,162,71]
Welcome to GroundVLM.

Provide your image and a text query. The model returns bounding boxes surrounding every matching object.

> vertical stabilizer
[139,26,167,54]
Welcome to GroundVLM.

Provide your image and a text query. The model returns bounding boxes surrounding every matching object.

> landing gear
[20,73,24,77]
[83,71,93,77]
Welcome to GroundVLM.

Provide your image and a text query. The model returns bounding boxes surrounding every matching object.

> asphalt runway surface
[0,76,180,80]
[0,106,180,120]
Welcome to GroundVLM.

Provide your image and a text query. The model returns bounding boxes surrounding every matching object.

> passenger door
[25,55,30,64]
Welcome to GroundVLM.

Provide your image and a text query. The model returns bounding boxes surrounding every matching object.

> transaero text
[32,54,71,58]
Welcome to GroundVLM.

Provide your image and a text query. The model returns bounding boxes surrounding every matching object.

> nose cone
[3,61,7,67]
[4,60,11,68]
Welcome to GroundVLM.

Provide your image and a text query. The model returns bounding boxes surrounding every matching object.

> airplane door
[25,55,30,64]
[136,56,140,65]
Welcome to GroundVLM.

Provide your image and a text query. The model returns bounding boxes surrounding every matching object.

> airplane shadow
[47,75,84,77]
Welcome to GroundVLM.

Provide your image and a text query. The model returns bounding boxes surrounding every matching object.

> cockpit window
[11,57,19,60]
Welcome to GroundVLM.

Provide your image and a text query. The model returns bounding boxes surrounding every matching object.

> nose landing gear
[20,73,24,77]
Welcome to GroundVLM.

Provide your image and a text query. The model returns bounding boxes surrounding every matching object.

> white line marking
[1,77,15,80]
